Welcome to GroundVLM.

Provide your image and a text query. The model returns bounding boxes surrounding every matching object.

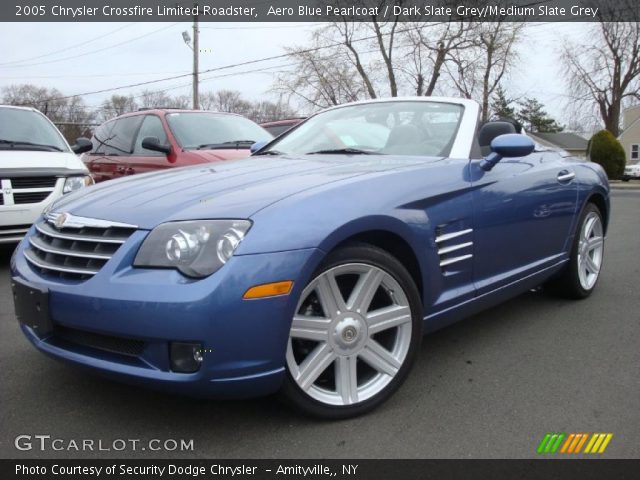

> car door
[128,114,172,176]
[470,149,578,296]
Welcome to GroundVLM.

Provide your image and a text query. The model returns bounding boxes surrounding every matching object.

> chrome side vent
[435,227,473,269]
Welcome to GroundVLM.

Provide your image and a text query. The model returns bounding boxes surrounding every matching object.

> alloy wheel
[286,263,413,406]
[577,211,604,290]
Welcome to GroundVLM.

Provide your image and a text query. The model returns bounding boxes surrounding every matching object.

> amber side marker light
[243,281,293,299]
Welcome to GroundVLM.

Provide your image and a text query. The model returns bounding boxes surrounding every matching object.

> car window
[90,116,142,156]
[264,124,292,136]
[0,107,69,152]
[133,115,167,155]
[90,121,115,155]
[265,101,464,157]
[166,112,272,149]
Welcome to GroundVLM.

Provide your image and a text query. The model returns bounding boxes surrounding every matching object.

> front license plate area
[11,278,52,337]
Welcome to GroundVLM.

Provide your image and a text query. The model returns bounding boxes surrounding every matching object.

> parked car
[260,117,305,137]
[622,162,640,181]
[83,109,272,182]
[0,105,93,244]
[11,97,609,418]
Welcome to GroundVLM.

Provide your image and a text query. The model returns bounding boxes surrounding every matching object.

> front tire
[281,243,422,419]
[546,203,605,299]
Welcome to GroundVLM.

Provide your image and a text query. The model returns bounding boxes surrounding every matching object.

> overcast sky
[0,22,591,123]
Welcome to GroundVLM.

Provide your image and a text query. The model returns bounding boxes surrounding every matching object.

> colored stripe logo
[537,433,613,454]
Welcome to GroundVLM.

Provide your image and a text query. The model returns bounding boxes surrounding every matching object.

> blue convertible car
[10,98,609,418]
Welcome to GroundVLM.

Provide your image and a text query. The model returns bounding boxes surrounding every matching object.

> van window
[133,116,168,155]
[90,116,142,155]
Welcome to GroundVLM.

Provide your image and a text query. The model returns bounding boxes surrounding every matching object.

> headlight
[63,175,93,194]
[133,220,252,278]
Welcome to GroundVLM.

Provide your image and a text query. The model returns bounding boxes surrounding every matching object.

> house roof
[529,132,588,150]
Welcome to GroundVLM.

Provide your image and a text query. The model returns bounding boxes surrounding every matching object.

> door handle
[557,170,575,183]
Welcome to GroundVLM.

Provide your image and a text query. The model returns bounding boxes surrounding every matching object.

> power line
[17,22,453,104]
[0,23,136,66]
[0,23,181,69]
[0,70,191,80]
[24,2,613,108]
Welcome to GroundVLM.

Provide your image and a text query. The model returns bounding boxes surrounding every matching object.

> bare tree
[561,5,640,136]
[1,84,94,141]
[447,21,524,122]
[273,28,368,109]
[98,94,137,122]
[1,84,67,121]
[401,21,476,96]
[249,99,297,124]
[138,90,174,109]
[198,90,253,115]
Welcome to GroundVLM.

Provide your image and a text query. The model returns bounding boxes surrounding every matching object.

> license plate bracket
[11,278,52,337]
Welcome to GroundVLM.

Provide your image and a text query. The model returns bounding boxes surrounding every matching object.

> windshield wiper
[0,139,63,152]
[253,150,284,156]
[307,147,374,155]
[196,140,256,150]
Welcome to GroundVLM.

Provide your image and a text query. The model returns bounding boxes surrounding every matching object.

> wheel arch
[584,190,610,234]
[315,217,427,306]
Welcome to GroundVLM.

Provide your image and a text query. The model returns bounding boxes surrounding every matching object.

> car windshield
[166,112,272,149]
[0,107,69,152]
[261,101,464,157]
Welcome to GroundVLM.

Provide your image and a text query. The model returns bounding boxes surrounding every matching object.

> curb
[610,182,640,190]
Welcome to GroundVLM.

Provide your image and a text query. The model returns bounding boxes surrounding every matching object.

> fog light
[170,342,203,373]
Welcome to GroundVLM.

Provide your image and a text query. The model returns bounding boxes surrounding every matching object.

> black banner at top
[2,0,639,22]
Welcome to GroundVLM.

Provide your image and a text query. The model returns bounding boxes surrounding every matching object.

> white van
[0,105,94,243]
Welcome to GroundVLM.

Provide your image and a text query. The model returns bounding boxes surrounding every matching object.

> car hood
[52,155,437,229]
[0,151,88,173]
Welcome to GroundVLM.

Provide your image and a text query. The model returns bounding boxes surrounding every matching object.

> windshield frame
[0,106,71,153]
[164,111,272,150]
[258,98,480,159]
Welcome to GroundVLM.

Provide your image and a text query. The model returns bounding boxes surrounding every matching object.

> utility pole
[192,8,199,110]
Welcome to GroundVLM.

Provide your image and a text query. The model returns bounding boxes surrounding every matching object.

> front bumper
[10,231,323,398]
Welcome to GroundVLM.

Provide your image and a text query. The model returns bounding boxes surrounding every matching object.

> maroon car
[260,117,305,137]
[83,109,272,182]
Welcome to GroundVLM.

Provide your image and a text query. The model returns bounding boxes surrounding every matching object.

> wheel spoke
[296,342,336,391]
[583,216,596,240]
[316,272,346,319]
[585,254,599,274]
[359,339,401,377]
[366,305,411,335]
[347,268,383,313]
[335,355,358,404]
[587,236,603,251]
[290,315,330,341]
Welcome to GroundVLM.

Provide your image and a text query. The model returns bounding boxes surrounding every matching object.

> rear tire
[545,203,604,299]
[280,242,422,419]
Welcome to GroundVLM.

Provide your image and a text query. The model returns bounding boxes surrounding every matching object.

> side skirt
[422,259,568,334]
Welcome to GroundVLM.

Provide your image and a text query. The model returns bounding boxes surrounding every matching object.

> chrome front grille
[24,213,137,280]
[1,177,58,205]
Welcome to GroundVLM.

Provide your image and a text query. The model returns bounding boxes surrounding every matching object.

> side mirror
[71,137,93,154]
[480,134,535,171]
[250,140,268,154]
[141,136,171,155]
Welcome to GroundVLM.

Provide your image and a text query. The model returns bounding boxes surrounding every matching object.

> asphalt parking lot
[1,189,639,460]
